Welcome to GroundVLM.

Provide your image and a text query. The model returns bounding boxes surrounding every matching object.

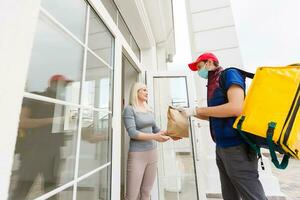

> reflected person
[10,74,73,200]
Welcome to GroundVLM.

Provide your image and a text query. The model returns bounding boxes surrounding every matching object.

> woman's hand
[153,131,170,142]
[170,136,182,141]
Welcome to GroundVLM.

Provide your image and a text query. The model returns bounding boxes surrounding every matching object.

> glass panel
[78,110,111,176]
[101,0,118,24]
[41,0,87,41]
[169,78,188,107]
[153,77,198,200]
[88,9,114,66]
[83,51,112,109]
[131,37,141,61]
[77,167,110,200]
[51,186,73,199]
[8,98,79,200]
[118,15,131,45]
[26,13,83,104]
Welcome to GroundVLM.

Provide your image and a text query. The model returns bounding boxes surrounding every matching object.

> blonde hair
[129,82,151,112]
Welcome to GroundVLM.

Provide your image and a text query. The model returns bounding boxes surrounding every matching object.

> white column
[0,1,40,199]
[186,0,284,197]
[156,46,168,71]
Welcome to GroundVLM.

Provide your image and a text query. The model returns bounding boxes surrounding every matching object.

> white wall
[0,1,41,199]
[0,0,174,199]
[186,0,243,69]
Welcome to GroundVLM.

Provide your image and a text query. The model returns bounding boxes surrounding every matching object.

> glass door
[147,71,204,200]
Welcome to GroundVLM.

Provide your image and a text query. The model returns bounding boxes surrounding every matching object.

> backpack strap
[219,67,254,95]
[237,116,265,170]
[266,122,290,169]
[288,63,300,66]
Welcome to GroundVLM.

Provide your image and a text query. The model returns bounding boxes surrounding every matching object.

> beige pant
[125,149,158,200]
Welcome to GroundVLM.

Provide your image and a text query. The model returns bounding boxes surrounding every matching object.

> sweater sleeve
[152,120,161,134]
[123,106,139,138]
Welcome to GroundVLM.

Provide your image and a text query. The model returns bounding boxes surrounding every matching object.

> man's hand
[173,106,197,117]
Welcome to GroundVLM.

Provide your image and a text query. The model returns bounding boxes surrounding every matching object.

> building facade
[0,0,285,199]
[1,0,175,199]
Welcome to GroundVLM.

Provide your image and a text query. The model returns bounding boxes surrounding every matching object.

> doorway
[120,54,140,199]
[147,71,205,200]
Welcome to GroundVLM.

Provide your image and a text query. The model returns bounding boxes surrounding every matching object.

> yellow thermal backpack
[224,64,300,169]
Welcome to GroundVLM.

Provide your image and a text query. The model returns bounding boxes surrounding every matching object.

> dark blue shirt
[207,67,246,148]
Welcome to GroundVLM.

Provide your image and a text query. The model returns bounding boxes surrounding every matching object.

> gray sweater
[123,105,161,152]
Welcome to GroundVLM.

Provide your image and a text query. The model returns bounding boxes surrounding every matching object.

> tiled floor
[9,154,300,200]
[207,156,300,200]
[270,158,300,200]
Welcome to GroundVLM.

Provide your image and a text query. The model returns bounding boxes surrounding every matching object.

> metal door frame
[146,70,203,200]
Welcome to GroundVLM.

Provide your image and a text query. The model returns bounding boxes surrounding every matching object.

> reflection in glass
[8,98,79,200]
[153,77,198,200]
[100,0,118,24]
[83,51,112,109]
[170,78,188,107]
[88,9,114,66]
[131,37,141,61]
[101,0,141,61]
[78,110,111,176]
[51,186,73,199]
[41,0,87,41]
[26,13,83,103]
[77,167,110,200]
[118,15,131,45]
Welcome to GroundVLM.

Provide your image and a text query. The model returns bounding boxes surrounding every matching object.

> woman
[123,82,170,200]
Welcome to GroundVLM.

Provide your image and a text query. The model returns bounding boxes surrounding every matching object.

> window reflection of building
[8,0,114,199]
[101,0,141,60]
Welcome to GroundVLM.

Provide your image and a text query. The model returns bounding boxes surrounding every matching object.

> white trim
[24,92,81,108]
[33,163,111,200]
[34,180,75,200]
[87,48,113,70]
[87,0,144,72]
[39,7,85,45]
[110,37,123,200]
[146,71,204,199]
[72,5,90,199]
[72,105,83,200]
[23,92,112,114]
[77,162,111,182]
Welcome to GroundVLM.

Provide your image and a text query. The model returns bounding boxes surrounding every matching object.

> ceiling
[114,0,175,55]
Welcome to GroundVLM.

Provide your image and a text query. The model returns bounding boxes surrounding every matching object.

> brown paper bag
[166,106,189,138]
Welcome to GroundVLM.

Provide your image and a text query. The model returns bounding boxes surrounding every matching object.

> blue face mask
[197,67,209,79]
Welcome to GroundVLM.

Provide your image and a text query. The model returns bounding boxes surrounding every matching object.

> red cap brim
[188,62,198,71]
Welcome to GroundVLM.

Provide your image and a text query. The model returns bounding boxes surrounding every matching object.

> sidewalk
[271,158,300,200]
[207,157,300,200]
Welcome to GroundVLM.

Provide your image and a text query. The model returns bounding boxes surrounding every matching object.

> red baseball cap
[49,74,72,83]
[188,52,219,71]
